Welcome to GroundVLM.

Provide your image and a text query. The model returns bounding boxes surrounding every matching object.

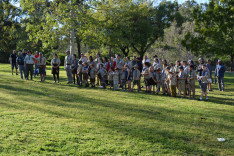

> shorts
[109,80,113,86]
[72,67,77,74]
[11,63,18,69]
[133,80,140,85]
[201,83,207,92]
[83,73,88,80]
[39,66,45,74]
[149,77,156,85]
[90,78,95,83]
[144,78,151,86]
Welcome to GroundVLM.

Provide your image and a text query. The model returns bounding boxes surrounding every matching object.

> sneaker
[199,97,202,101]
[16,73,18,75]
[206,98,208,101]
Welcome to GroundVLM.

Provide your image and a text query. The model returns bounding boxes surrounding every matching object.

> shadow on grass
[0,84,233,155]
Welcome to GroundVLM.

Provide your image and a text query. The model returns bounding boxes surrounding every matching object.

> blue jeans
[217,77,224,91]
[34,64,39,76]
[19,65,25,79]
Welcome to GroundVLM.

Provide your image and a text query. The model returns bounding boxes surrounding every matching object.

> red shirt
[34,55,39,63]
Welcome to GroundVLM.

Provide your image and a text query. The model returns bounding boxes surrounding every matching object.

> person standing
[64,50,73,83]
[196,58,204,87]
[24,51,35,80]
[71,54,79,84]
[51,53,60,83]
[22,49,27,58]
[36,52,46,82]
[34,51,39,77]
[206,59,213,91]
[10,50,18,75]
[16,52,25,79]
[215,59,226,91]
[198,65,210,101]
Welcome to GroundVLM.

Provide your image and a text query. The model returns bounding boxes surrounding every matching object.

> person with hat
[36,52,46,82]
[132,64,141,92]
[64,50,73,83]
[187,65,197,99]
[177,66,187,98]
[215,59,226,91]
[24,51,35,80]
[51,53,60,83]
[16,52,25,79]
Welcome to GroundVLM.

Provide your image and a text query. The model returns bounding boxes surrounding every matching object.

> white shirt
[24,55,35,64]
[64,55,72,66]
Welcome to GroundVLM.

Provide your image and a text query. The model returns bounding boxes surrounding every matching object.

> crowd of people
[9,50,226,101]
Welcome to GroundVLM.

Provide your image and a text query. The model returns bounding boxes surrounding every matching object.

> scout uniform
[121,68,128,91]
[71,59,78,75]
[77,62,83,86]
[132,67,141,92]
[115,58,124,82]
[17,56,25,79]
[112,70,119,90]
[89,67,97,87]
[82,64,89,86]
[142,67,150,87]
[187,70,196,98]
[36,56,46,75]
[24,54,35,80]
[108,71,113,88]
[200,69,210,92]
[51,57,60,82]
[64,55,73,83]
[168,73,177,97]
[97,67,107,88]
[178,70,187,93]
[155,70,162,94]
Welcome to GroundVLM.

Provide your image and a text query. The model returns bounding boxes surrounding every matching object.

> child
[89,64,97,88]
[164,66,171,95]
[97,64,107,89]
[71,54,78,84]
[187,65,197,99]
[121,65,129,91]
[161,65,168,95]
[142,62,151,93]
[168,71,177,97]
[198,65,210,101]
[127,66,132,92]
[113,68,119,90]
[77,61,83,86]
[149,66,156,93]
[82,62,89,87]
[155,67,162,94]
[132,65,141,92]
[108,68,113,89]
[177,66,187,98]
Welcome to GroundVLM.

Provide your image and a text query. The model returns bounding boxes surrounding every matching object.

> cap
[134,64,138,68]
[179,66,184,69]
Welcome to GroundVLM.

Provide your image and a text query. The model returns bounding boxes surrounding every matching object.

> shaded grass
[0,63,233,155]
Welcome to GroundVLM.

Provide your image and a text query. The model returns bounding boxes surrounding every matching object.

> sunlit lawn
[0,63,233,155]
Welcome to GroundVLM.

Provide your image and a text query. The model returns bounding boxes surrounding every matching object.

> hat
[154,55,158,58]
[218,59,222,62]
[39,52,42,55]
[179,66,184,70]
[134,64,138,68]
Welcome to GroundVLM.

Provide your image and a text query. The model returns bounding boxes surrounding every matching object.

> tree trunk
[76,37,81,59]
[109,46,112,60]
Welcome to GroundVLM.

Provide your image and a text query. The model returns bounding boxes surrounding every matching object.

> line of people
[10,50,226,101]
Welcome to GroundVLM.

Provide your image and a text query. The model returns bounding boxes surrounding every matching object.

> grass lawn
[0,63,233,155]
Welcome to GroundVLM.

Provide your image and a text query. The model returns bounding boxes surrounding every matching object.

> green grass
[0,63,233,155]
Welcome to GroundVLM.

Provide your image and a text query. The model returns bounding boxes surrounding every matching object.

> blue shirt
[215,64,226,78]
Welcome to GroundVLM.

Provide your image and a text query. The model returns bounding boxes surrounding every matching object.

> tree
[182,0,234,71]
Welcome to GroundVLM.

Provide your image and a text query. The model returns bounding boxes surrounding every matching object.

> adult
[206,59,213,91]
[115,54,124,85]
[196,58,204,86]
[125,56,132,70]
[51,53,60,83]
[10,50,18,75]
[34,51,39,77]
[24,51,35,80]
[64,50,73,83]
[88,56,96,67]
[79,53,87,63]
[183,61,189,74]
[215,59,226,91]
[71,54,79,84]
[16,52,25,79]
[94,53,101,64]
[22,49,27,58]
[174,60,181,74]
[153,55,161,66]
[131,56,137,70]
[36,52,46,82]
[110,57,116,69]
[142,56,150,64]
[153,56,160,71]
